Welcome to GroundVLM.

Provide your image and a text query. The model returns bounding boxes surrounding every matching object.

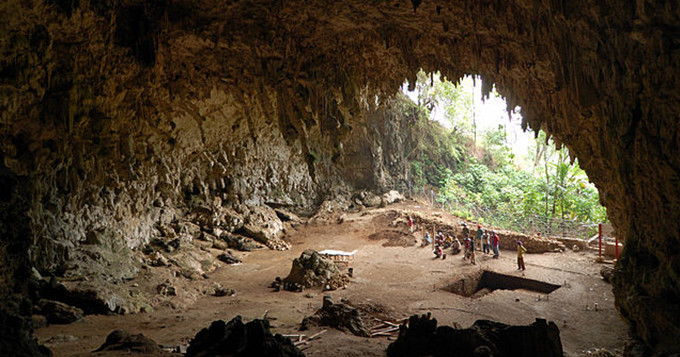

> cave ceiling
[2,0,680,354]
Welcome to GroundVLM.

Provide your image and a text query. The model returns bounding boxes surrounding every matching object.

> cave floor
[36,201,627,356]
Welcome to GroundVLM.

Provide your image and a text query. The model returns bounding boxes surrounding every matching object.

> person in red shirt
[491,231,500,259]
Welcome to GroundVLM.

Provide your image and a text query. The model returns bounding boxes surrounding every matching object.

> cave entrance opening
[399,70,607,239]
[443,270,561,299]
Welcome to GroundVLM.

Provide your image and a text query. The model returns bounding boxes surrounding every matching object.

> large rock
[218,233,265,252]
[301,296,370,337]
[185,316,304,357]
[95,330,164,354]
[387,314,563,357]
[382,190,404,205]
[242,206,284,244]
[37,299,83,324]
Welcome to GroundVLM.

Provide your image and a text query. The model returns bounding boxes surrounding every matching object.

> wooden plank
[372,331,397,337]
[372,318,400,327]
[371,326,399,335]
[308,329,327,340]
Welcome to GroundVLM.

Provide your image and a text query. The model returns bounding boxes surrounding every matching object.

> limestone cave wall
[1,0,680,354]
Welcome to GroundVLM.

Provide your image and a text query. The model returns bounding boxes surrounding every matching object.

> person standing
[463,236,471,260]
[408,215,414,233]
[469,242,476,265]
[483,230,490,254]
[517,240,527,270]
[476,225,484,251]
[462,223,470,239]
[491,231,500,259]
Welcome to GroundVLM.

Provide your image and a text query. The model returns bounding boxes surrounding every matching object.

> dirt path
[36,201,627,356]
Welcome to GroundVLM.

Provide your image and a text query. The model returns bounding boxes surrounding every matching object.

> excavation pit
[444,270,561,298]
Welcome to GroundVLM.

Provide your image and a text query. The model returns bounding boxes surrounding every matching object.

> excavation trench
[444,270,561,298]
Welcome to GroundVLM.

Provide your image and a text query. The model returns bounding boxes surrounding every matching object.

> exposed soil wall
[1,0,680,354]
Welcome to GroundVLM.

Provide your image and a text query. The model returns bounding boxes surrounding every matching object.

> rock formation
[1,0,679,354]
[387,314,563,357]
[185,316,305,357]
[301,296,371,337]
[95,330,165,355]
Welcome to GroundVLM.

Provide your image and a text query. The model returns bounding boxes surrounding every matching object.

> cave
[444,270,562,298]
[1,0,679,356]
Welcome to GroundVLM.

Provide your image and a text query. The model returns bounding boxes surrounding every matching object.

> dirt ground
[36,200,628,356]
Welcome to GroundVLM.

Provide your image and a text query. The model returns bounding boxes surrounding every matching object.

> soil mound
[283,250,349,289]
[186,316,304,357]
[368,230,417,247]
[387,313,563,357]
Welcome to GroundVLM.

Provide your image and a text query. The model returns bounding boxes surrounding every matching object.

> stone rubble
[283,250,349,290]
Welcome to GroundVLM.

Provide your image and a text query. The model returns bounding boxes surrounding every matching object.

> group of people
[420,223,502,265]
[462,224,500,262]
[409,215,527,271]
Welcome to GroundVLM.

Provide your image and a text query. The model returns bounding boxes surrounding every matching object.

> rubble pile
[185,316,304,357]
[301,296,370,337]
[387,313,563,357]
[283,250,349,290]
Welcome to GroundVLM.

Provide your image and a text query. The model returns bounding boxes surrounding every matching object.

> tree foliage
[402,72,607,238]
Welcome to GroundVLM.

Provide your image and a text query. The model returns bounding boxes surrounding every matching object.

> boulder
[37,299,83,324]
[382,190,404,205]
[219,233,265,251]
[274,208,303,224]
[387,314,563,357]
[242,206,284,244]
[95,329,164,354]
[360,192,382,207]
[217,252,241,265]
[169,248,218,279]
[301,296,370,337]
[185,316,304,357]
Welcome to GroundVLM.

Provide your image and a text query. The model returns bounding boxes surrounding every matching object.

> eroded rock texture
[1,0,679,354]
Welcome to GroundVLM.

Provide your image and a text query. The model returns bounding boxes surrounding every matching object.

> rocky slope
[1,0,679,355]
